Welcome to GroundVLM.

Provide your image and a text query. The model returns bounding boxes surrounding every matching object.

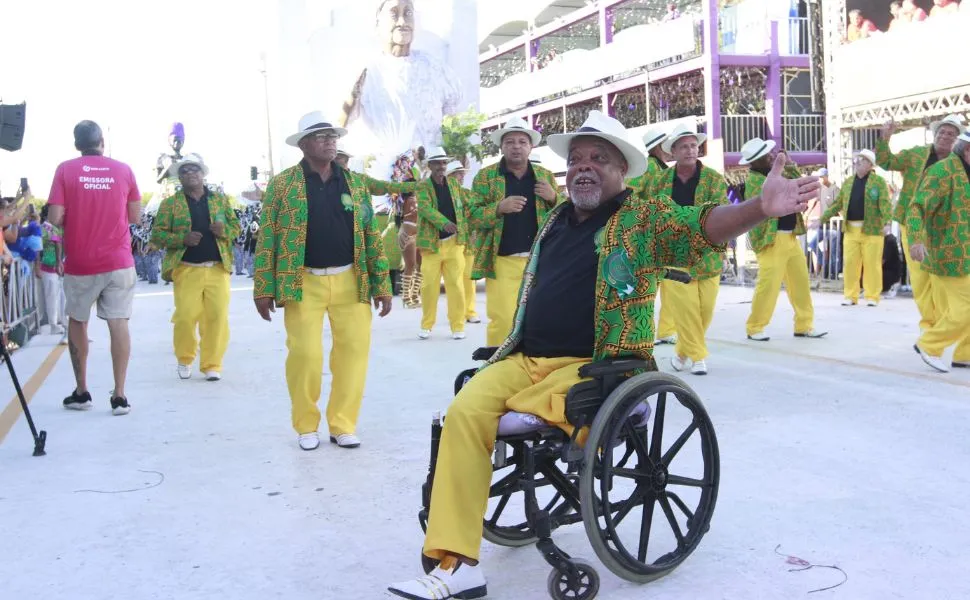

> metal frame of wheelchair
[417,345,721,600]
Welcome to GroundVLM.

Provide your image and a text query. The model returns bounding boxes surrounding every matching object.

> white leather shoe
[387,563,487,599]
[177,364,192,379]
[452,331,466,340]
[691,360,708,375]
[914,344,949,373]
[747,332,769,342]
[330,433,361,448]
[671,355,690,372]
[418,329,431,340]
[298,433,320,451]
[205,371,221,381]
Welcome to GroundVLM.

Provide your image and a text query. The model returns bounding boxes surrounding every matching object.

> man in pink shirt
[48,120,142,416]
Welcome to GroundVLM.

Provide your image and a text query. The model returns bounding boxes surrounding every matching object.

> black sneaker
[110,396,131,416]
[63,390,93,410]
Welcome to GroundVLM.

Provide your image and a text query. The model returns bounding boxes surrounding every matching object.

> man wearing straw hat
[647,123,728,375]
[253,111,392,451]
[908,129,970,373]
[446,159,481,325]
[388,111,821,599]
[819,149,892,307]
[739,137,827,342]
[877,114,965,331]
[151,154,240,382]
[467,116,564,346]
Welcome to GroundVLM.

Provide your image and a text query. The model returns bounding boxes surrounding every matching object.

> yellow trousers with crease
[655,280,677,340]
[920,274,970,363]
[463,249,478,321]
[746,232,815,335]
[423,353,589,562]
[900,225,939,330]
[485,255,529,346]
[420,237,466,332]
[663,275,720,362]
[172,264,231,372]
[843,224,883,304]
[284,269,372,436]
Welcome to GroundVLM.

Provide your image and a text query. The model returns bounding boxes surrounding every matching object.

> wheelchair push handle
[662,269,692,284]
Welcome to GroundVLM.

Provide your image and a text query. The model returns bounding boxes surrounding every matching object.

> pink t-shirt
[47,155,141,276]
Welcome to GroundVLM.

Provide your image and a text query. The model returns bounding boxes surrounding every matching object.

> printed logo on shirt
[78,175,116,190]
[82,165,111,173]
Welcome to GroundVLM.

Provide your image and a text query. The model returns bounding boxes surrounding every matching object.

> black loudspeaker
[0,103,26,152]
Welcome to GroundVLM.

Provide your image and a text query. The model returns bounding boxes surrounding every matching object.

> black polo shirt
[847,173,868,221]
[925,149,941,172]
[498,158,539,256]
[181,189,222,264]
[431,178,458,239]
[670,161,701,207]
[752,165,797,231]
[302,161,354,269]
[518,191,628,359]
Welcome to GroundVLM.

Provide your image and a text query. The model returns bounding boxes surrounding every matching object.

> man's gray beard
[571,188,602,211]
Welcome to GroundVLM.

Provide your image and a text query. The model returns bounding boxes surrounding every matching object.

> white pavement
[0,277,968,600]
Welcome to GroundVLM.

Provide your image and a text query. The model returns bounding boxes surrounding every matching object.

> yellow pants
[423,353,589,562]
[900,225,939,330]
[463,249,478,321]
[920,274,970,362]
[284,269,372,436]
[655,280,677,340]
[485,255,529,346]
[420,237,466,332]
[663,275,719,362]
[843,224,883,304]
[172,264,231,372]
[746,232,814,335]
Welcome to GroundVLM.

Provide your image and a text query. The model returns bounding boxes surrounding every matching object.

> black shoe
[64,390,93,410]
[110,396,131,416]
[953,361,970,369]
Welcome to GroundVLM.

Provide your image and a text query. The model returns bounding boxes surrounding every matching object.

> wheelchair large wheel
[580,372,720,584]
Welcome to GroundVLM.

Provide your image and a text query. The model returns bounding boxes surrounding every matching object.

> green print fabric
[907,154,970,277]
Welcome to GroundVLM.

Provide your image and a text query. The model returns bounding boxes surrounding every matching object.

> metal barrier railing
[2,258,40,336]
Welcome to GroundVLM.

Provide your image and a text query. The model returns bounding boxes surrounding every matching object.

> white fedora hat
[547,110,648,179]
[425,146,451,162]
[490,116,542,147]
[930,114,965,136]
[173,152,209,177]
[856,149,877,166]
[661,123,707,155]
[738,137,777,166]
[641,126,668,153]
[285,111,347,147]
[445,160,465,176]
[336,144,352,158]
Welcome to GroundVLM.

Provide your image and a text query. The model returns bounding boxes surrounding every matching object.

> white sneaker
[914,344,949,373]
[298,433,320,451]
[388,563,488,599]
[671,355,690,372]
[655,335,677,345]
[330,433,361,448]
[205,371,221,381]
[841,298,857,306]
[466,316,481,324]
[177,364,192,379]
[691,360,708,375]
[747,332,770,342]
[867,301,878,307]
[418,329,431,340]
[452,331,466,340]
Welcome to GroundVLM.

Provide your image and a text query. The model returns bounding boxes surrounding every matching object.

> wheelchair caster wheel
[421,553,439,575]
[547,559,599,600]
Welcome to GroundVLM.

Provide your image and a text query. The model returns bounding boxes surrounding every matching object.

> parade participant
[47,120,141,416]
[739,138,827,341]
[446,159,480,324]
[387,111,821,599]
[467,116,564,346]
[151,154,240,381]
[820,150,892,307]
[876,115,964,330]
[908,131,970,372]
[253,112,392,451]
[648,124,728,375]
[335,145,352,169]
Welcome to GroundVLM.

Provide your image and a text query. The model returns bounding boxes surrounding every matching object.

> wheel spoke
[623,421,654,470]
[487,492,512,526]
[611,484,644,528]
[611,467,647,481]
[667,474,708,488]
[666,491,695,522]
[615,442,636,470]
[637,491,657,562]
[649,392,666,464]
[658,494,685,547]
[661,421,698,467]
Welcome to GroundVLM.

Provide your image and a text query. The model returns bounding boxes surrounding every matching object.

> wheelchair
[416,271,721,600]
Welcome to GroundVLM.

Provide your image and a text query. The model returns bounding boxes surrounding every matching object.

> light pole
[260,52,275,178]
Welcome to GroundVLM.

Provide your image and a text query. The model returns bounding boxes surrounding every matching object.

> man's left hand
[210,221,225,238]
[373,295,392,317]
[535,180,557,202]
[760,153,821,218]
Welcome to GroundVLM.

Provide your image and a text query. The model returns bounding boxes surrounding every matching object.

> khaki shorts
[64,267,136,322]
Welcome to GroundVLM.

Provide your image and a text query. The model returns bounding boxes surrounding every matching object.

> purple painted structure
[481,0,821,169]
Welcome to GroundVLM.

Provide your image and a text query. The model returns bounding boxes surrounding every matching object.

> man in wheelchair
[387,112,820,599]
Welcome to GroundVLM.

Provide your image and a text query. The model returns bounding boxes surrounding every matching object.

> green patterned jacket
[821,172,892,235]
[484,192,725,366]
[252,163,391,306]
[744,165,807,253]
[467,160,566,279]
[646,162,729,280]
[875,139,937,224]
[626,155,668,197]
[906,154,970,277]
[151,190,241,282]
[361,176,472,253]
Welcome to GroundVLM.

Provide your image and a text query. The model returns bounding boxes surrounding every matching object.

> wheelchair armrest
[472,347,500,361]
[578,357,650,379]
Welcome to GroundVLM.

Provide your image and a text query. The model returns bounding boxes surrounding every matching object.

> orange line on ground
[0,345,66,445]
